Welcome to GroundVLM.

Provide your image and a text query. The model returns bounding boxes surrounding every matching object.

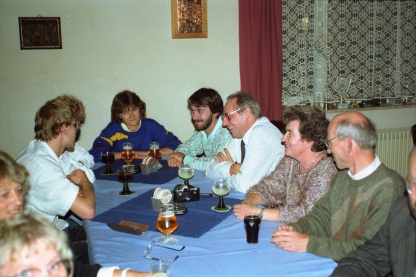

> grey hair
[0,213,73,269]
[335,116,377,149]
[227,91,261,119]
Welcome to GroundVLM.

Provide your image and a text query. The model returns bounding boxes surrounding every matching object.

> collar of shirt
[203,117,224,141]
[348,155,381,180]
[121,120,141,132]
[242,117,268,146]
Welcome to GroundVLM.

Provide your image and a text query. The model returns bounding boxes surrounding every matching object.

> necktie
[241,140,245,163]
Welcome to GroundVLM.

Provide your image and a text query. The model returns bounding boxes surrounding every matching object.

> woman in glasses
[233,105,338,223]
[89,90,181,162]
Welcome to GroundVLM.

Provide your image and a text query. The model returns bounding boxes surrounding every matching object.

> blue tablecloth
[85,168,337,276]
[93,189,240,238]
[93,159,178,184]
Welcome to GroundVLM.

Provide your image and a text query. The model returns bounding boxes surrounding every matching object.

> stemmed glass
[178,165,194,187]
[121,142,136,170]
[117,168,135,196]
[156,204,178,244]
[100,151,115,175]
[148,141,162,161]
[212,179,231,212]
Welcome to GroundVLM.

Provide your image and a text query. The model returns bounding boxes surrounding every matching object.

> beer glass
[156,204,178,243]
[117,167,135,196]
[212,179,231,212]
[100,151,115,175]
[121,142,136,169]
[148,141,162,161]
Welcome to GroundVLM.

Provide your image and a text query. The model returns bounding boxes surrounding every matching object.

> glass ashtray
[173,203,187,215]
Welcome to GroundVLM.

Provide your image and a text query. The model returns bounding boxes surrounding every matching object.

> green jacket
[290,163,405,261]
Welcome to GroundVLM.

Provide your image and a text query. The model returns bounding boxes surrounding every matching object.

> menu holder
[107,220,150,235]
[141,156,158,175]
[151,197,173,211]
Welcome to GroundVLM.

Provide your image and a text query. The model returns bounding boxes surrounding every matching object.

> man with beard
[206,91,284,193]
[330,146,416,277]
[167,88,231,170]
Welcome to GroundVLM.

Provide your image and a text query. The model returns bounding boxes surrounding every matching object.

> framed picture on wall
[18,17,62,50]
[171,0,207,39]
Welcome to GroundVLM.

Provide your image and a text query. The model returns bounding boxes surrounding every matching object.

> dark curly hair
[187,88,224,119]
[111,90,146,123]
[281,105,329,152]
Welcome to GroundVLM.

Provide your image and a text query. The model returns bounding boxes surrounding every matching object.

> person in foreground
[0,150,149,277]
[233,105,337,223]
[330,146,416,277]
[206,91,285,193]
[0,213,150,277]
[89,90,181,162]
[15,95,96,263]
[271,111,406,261]
[167,87,230,170]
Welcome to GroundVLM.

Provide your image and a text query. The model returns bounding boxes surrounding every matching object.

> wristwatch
[259,208,265,219]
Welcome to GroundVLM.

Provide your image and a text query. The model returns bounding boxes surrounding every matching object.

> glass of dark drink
[244,213,261,244]
[117,168,136,196]
[100,151,115,175]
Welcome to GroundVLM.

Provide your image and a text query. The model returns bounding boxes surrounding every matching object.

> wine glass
[121,142,136,170]
[100,151,115,175]
[212,179,231,212]
[148,141,162,161]
[178,165,194,187]
[117,168,136,196]
[156,204,178,244]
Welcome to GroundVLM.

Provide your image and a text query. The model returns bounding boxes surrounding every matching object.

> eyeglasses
[406,178,416,195]
[143,240,185,263]
[9,259,73,277]
[68,121,80,131]
[325,136,339,148]
[222,108,242,121]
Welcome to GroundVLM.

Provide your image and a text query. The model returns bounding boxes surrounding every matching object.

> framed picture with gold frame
[171,0,207,39]
[18,17,62,50]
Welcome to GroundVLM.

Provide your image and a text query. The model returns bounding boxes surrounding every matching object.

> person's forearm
[242,193,263,205]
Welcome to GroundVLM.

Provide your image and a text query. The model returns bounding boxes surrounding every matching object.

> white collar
[348,155,381,180]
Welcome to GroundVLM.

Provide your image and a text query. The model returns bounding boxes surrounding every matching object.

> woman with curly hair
[233,105,337,223]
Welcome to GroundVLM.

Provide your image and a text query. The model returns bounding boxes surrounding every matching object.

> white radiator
[375,128,414,178]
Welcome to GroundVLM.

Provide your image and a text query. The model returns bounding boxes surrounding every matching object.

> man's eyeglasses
[68,121,80,131]
[222,108,242,121]
[8,259,73,277]
[325,136,339,148]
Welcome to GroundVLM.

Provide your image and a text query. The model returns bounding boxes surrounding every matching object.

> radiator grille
[375,128,414,178]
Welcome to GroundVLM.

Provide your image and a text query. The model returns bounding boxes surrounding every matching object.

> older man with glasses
[271,111,406,262]
[15,95,95,264]
[206,91,284,193]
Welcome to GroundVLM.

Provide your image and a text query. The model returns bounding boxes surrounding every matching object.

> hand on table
[135,151,148,160]
[232,203,260,220]
[167,152,185,167]
[271,225,309,252]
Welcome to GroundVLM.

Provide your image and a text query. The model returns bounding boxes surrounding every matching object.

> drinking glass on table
[100,151,115,175]
[121,142,136,169]
[212,179,231,212]
[156,204,178,244]
[148,141,162,161]
[117,167,136,196]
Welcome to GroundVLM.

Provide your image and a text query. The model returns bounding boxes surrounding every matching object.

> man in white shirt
[167,88,231,170]
[206,91,284,193]
[15,94,95,263]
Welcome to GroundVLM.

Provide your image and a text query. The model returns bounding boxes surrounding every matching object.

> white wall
[0,0,240,157]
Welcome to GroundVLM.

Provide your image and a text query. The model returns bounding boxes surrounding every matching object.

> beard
[192,116,213,131]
